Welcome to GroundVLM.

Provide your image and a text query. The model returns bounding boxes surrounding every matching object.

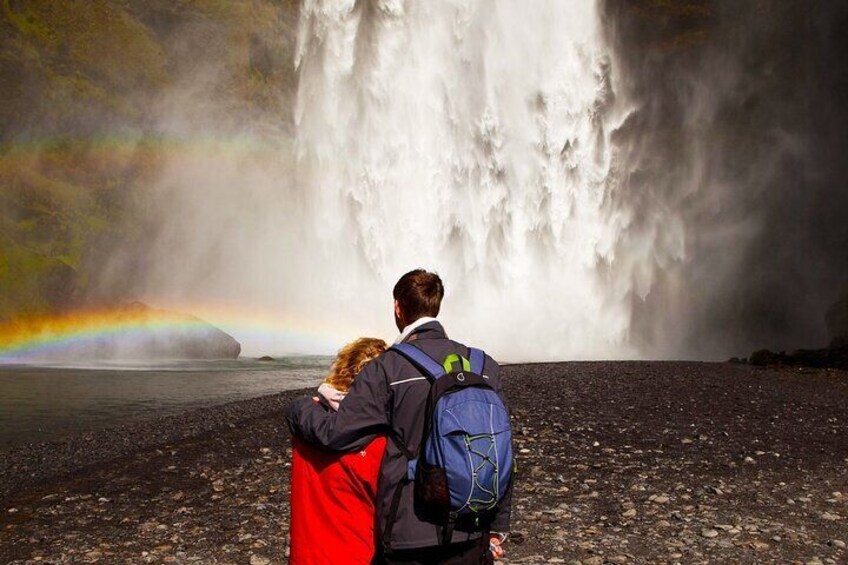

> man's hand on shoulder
[286,395,317,435]
[285,355,390,452]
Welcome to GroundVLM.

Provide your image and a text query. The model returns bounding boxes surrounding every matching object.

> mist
[87,0,848,361]
[602,0,848,358]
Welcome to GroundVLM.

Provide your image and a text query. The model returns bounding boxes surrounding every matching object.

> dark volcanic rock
[826,287,848,347]
[746,289,848,369]
[790,346,848,369]
[7,302,242,362]
[748,346,848,370]
[749,349,786,366]
[104,302,242,360]
[1,362,847,564]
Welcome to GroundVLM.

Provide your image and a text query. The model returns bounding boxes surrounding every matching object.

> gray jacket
[287,321,512,551]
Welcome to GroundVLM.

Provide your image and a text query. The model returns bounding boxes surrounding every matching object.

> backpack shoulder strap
[391,343,446,380]
[468,347,486,375]
[383,344,443,552]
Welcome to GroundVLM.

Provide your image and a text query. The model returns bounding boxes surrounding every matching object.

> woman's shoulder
[341,435,387,470]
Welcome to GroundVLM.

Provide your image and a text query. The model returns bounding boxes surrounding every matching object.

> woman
[289,337,388,564]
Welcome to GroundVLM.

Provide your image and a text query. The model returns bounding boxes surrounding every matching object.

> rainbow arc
[0,304,349,363]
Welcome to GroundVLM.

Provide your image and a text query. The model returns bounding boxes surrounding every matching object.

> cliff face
[0,0,299,139]
[602,0,848,356]
[0,0,299,321]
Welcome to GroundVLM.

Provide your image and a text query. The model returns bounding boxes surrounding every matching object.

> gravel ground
[1,361,846,564]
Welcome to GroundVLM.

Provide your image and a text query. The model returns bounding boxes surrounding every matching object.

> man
[287,269,512,564]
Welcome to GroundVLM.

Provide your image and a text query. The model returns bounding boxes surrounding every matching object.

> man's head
[392,269,444,331]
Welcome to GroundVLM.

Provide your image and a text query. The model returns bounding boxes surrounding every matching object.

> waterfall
[293,0,637,360]
[101,1,847,360]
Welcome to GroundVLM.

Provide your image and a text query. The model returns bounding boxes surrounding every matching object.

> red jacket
[290,435,387,564]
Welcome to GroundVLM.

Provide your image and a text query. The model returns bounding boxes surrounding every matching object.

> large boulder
[108,302,242,360]
[745,290,848,369]
[0,302,241,362]
[748,349,786,367]
[92,302,243,360]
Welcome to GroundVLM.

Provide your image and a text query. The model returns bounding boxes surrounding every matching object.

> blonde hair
[323,337,388,392]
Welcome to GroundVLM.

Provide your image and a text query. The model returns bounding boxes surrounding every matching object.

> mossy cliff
[0,0,298,321]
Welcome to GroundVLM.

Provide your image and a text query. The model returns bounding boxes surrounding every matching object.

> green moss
[0,142,129,316]
[611,0,715,54]
[48,0,166,90]
[0,0,169,140]
[0,0,298,321]
[0,238,55,319]
[190,0,243,20]
[1,0,52,46]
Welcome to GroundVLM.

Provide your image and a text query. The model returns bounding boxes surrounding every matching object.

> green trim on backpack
[442,354,471,373]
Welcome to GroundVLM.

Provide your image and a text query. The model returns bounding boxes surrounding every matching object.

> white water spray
[293,0,636,360]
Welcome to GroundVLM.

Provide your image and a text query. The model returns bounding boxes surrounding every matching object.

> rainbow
[0,304,362,364]
[3,132,295,159]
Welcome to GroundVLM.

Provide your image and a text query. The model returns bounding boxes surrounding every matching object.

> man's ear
[394,300,404,327]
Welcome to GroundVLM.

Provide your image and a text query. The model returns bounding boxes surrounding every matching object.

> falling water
[94,0,848,361]
[293,0,636,360]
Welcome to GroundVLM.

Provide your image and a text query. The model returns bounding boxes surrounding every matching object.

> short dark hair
[393,269,444,321]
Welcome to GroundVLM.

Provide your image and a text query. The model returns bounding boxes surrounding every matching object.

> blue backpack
[389,343,513,544]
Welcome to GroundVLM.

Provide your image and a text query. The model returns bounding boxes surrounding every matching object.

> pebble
[249,554,270,565]
[827,539,846,549]
[701,529,719,538]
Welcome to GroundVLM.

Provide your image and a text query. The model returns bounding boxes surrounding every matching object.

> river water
[0,358,331,449]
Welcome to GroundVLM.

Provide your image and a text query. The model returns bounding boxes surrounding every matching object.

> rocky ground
[1,362,847,564]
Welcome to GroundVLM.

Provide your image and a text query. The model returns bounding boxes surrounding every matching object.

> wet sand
[1,362,847,564]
